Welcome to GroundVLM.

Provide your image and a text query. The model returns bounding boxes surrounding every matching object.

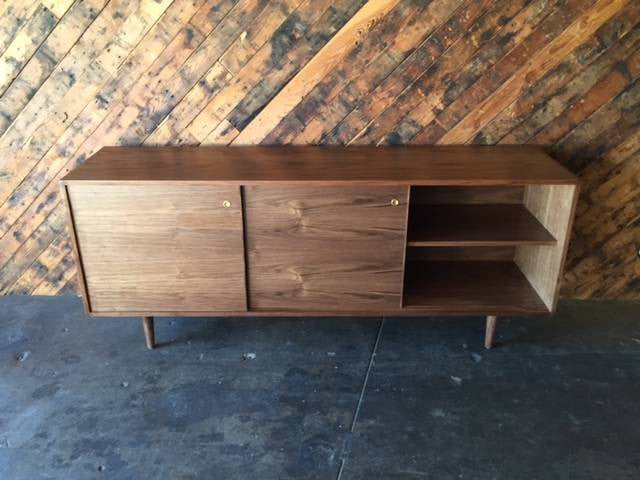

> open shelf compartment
[401,184,579,314]
[403,258,549,314]
[407,186,556,247]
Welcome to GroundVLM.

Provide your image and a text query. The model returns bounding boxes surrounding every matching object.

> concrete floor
[1,296,639,479]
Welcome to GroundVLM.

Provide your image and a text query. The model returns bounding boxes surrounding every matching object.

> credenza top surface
[61,146,577,185]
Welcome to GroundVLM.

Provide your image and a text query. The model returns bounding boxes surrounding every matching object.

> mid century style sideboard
[60,146,579,350]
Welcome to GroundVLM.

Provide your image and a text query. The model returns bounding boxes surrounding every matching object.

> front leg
[142,316,155,349]
[484,315,497,349]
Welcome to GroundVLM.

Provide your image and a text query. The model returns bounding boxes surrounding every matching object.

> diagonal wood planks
[0,0,637,299]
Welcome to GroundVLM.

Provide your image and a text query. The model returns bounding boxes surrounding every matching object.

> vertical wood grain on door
[244,186,409,310]
[66,184,245,313]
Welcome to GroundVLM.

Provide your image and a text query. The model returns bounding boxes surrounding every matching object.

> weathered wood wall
[0,0,638,299]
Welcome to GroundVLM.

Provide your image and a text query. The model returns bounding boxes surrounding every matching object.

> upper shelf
[407,204,557,247]
[61,146,578,186]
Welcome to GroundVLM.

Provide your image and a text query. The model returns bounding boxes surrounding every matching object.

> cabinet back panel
[411,186,524,204]
[244,186,408,310]
[406,246,516,262]
[67,184,246,313]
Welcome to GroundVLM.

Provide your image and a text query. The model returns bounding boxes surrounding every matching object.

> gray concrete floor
[1,296,639,479]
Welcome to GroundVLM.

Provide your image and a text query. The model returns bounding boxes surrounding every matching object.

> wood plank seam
[346,0,534,146]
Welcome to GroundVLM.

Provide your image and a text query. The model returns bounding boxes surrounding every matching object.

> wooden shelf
[407,204,556,246]
[403,260,549,314]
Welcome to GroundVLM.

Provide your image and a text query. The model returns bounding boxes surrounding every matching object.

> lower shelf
[403,260,549,314]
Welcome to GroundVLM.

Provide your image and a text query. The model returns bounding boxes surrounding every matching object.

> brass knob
[222,200,231,208]
[390,198,400,207]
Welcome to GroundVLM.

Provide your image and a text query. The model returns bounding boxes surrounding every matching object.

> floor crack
[336,316,385,480]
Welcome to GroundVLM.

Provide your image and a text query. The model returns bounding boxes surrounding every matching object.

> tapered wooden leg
[142,316,155,350]
[485,315,497,349]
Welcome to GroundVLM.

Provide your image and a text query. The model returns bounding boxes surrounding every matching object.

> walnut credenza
[61,146,578,349]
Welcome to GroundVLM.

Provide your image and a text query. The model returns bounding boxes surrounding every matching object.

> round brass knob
[390,198,400,207]
[222,200,231,208]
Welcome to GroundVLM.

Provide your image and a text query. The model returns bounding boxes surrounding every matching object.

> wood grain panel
[0,0,637,299]
[244,186,408,310]
[515,184,579,311]
[65,184,246,313]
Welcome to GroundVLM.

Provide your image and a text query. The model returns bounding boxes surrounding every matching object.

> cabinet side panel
[244,186,408,311]
[515,184,578,310]
[67,184,246,313]
[61,184,92,313]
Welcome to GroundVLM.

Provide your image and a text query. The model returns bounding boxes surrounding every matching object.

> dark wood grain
[66,184,246,313]
[406,246,516,262]
[407,204,556,246]
[410,186,525,205]
[403,260,549,314]
[60,146,578,185]
[244,186,408,311]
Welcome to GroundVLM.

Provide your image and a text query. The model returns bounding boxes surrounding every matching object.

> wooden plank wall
[0,0,638,299]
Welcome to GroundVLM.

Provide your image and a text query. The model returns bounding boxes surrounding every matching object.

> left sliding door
[64,183,246,314]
